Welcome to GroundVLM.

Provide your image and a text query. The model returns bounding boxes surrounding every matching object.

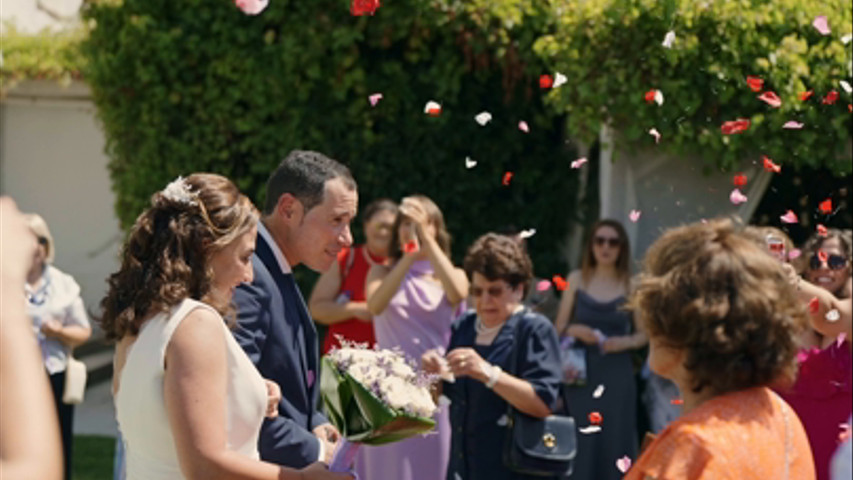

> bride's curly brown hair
[99,173,258,341]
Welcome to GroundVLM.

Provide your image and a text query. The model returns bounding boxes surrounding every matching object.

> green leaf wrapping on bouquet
[320,356,436,446]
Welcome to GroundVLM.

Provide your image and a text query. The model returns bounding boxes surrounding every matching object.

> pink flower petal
[518,121,529,133]
[629,210,641,223]
[616,456,632,473]
[813,15,831,36]
[780,210,799,224]
[729,188,748,205]
[536,280,552,292]
[234,0,269,15]
[788,248,802,260]
[782,121,804,129]
[758,91,782,108]
[368,93,383,106]
[571,157,588,169]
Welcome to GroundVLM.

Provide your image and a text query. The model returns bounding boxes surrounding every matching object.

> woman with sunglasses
[421,233,563,480]
[359,195,469,480]
[553,219,646,480]
[23,214,92,480]
[775,228,853,480]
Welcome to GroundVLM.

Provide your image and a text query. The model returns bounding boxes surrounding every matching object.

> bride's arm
[164,309,348,480]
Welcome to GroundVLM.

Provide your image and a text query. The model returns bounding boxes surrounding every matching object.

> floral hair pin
[161,176,198,207]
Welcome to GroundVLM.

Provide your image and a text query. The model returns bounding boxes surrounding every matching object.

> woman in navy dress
[554,219,647,480]
[422,233,563,480]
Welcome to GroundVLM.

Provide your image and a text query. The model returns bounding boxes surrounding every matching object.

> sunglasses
[471,286,510,298]
[594,236,621,248]
[37,236,49,246]
[809,253,848,271]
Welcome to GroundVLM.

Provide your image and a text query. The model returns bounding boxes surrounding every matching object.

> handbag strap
[506,310,572,419]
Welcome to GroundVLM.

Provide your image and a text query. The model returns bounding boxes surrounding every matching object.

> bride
[99,174,351,480]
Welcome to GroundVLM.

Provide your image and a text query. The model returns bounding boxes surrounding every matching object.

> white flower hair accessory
[161,176,198,207]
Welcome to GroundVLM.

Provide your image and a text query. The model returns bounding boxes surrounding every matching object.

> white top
[115,299,267,479]
[26,265,91,374]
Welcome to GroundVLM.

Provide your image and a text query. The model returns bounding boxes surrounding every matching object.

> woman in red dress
[310,199,397,353]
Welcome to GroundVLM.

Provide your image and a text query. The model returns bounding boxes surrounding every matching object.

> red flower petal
[539,75,553,89]
[670,398,684,405]
[762,155,781,173]
[552,275,568,291]
[817,224,828,237]
[809,297,820,314]
[799,90,814,101]
[644,89,657,104]
[819,199,833,214]
[403,241,418,254]
[721,118,751,135]
[758,91,782,108]
[746,76,764,92]
[502,172,514,186]
[733,173,747,187]
[588,411,603,425]
[351,0,380,16]
[822,91,839,105]
[818,250,828,263]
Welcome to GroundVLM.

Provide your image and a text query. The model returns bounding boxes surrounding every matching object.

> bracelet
[485,364,502,389]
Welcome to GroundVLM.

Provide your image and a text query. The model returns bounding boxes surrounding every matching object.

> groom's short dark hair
[264,150,356,215]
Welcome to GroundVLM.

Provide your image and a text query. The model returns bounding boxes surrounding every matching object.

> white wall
[1,80,122,317]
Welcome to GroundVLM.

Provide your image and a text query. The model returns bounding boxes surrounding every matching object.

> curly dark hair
[627,218,804,395]
[463,233,534,296]
[99,173,259,341]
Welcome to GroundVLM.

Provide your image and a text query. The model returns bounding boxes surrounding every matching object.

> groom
[233,150,358,467]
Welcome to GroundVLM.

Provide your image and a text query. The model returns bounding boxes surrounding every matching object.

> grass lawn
[72,435,115,480]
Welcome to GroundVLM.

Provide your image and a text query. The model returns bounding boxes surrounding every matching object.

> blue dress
[565,290,638,480]
[443,309,563,480]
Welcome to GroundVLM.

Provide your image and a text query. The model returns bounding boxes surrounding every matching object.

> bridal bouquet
[321,341,438,472]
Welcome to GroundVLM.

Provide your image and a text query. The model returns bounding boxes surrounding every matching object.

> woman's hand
[567,325,600,345]
[40,319,64,338]
[601,336,632,353]
[446,348,488,383]
[398,199,430,246]
[264,380,281,418]
[300,462,354,480]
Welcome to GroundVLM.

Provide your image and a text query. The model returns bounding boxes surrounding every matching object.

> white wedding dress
[115,298,268,479]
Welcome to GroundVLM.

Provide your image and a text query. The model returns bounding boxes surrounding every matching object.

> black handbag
[503,311,577,477]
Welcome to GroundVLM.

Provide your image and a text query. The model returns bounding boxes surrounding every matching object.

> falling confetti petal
[518,121,529,133]
[403,241,419,254]
[465,157,477,169]
[671,398,684,405]
[351,0,380,16]
[788,249,802,260]
[823,91,839,105]
[826,309,841,322]
[819,250,829,264]
[654,90,664,106]
[424,100,442,116]
[841,81,852,94]
[368,93,383,106]
[539,75,553,89]
[234,0,269,15]
[497,414,509,426]
[579,426,602,434]
[812,15,831,35]
[817,224,828,237]
[588,411,603,425]
[552,275,568,291]
[721,119,751,135]
[733,174,747,187]
[502,172,514,186]
[782,121,804,129]
[843,34,853,45]
[475,112,492,126]
[746,76,764,92]
[800,90,814,101]
[648,128,661,143]
[616,456,632,473]
[536,280,552,292]
[571,157,588,169]
[519,229,537,239]
[553,72,568,89]
[629,210,641,223]
[809,297,820,314]
[662,30,676,48]
[763,156,782,173]
[758,91,782,108]
[730,188,748,205]
[593,384,605,398]
[780,210,798,224]
[819,199,833,214]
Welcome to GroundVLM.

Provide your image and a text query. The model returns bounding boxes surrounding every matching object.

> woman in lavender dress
[356,195,469,480]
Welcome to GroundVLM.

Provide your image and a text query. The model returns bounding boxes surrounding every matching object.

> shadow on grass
[73,435,115,480]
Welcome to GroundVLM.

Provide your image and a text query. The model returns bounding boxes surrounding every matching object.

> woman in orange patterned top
[624,218,815,480]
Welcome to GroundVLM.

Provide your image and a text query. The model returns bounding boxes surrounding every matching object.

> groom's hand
[313,423,341,463]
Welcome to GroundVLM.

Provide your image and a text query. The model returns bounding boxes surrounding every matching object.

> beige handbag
[63,356,87,404]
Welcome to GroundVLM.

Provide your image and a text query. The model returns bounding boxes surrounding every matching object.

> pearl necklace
[475,316,505,335]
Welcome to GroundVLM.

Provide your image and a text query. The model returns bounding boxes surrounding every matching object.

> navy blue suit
[232,229,328,468]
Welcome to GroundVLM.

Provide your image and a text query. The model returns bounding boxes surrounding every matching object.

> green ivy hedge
[535,0,853,173]
[0,26,87,92]
[80,0,577,277]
